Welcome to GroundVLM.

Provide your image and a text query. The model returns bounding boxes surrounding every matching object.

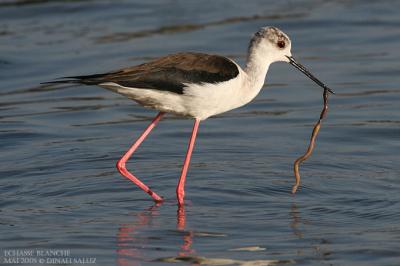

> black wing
[44,52,239,94]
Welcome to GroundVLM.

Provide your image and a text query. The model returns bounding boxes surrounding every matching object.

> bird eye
[277,40,285,49]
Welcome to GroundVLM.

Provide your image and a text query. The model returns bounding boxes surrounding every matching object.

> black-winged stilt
[46,26,333,206]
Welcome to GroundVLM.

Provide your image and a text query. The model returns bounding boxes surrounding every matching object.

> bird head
[249,26,334,94]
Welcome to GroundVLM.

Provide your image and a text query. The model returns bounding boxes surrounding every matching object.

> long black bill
[286,56,335,94]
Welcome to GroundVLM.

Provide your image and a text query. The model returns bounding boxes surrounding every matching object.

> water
[1,0,399,265]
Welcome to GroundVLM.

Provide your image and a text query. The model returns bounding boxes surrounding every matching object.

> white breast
[182,69,252,119]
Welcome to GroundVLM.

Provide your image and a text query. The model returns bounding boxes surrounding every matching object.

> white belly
[99,70,261,120]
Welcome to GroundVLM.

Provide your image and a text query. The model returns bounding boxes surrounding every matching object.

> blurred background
[0,0,399,265]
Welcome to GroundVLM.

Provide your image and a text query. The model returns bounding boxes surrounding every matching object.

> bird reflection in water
[116,203,161,266]
[177,205,196,259]
[116,204,195,266]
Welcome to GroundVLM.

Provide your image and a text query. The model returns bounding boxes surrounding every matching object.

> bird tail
[40,79,81,85]
[41,73,109,85]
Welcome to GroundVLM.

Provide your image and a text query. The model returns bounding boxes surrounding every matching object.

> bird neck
[243,48,272,96]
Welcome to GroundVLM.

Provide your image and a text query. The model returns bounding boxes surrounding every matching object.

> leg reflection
[116,204,198,265]
[177,204,186,231]
[177,205,197,263]
[116,204,161,266]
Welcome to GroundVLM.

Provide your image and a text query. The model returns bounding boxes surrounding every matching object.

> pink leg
[116,112,165,202]
[176,119,200,206]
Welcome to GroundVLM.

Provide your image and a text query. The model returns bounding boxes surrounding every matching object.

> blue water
[1,1,399,265]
